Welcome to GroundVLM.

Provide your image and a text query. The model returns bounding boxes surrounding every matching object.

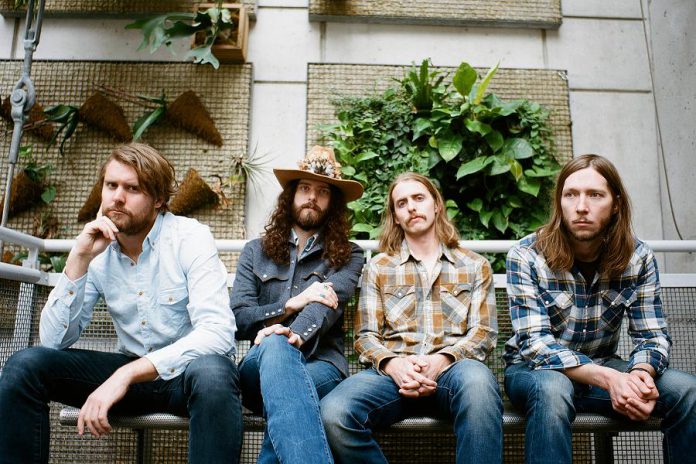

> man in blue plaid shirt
[504,154,696,464]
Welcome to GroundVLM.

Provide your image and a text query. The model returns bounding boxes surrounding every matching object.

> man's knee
[508,368,575,418]
[185,354,240,393]
[1,347,54,386]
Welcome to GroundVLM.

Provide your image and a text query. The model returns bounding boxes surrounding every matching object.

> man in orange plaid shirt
[321,172,503,464]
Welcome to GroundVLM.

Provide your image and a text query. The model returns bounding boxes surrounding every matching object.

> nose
[407,199,417,212]
[575,194,589,213]
[112,186,126,203]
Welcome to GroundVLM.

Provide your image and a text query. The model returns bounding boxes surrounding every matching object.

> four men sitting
[0,143,694,464]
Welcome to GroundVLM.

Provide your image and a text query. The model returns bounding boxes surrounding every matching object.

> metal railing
[1,225,694,287]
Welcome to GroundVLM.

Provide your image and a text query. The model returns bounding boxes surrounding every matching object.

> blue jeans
[504,359,696,464]
[0,347,243,464]
[320,358,503,464]
[239,334,343,464]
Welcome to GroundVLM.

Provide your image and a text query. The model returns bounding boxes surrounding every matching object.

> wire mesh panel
[308,0,561,28]
[0,60,250,270]
[306,63,573,164]
[0,0,256,18]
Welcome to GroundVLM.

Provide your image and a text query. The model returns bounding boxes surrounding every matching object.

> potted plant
[0,145,57,218]
[126,1,249,69]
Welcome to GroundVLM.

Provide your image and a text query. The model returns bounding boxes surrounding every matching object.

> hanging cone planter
[78,92,132,143]
[77,178,102,222]
[1,96,54,142]
[0,170,45,218]
[169,168,219,216]
[166,91,222,146]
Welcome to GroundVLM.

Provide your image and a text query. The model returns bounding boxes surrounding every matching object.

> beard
[562,217,611,243]
[292,202,328,231]
[104,207,153,236]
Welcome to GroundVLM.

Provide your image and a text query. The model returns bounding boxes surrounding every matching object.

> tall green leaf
[453,62,477,97]
[474,61,500,104]
[456,156,491,179]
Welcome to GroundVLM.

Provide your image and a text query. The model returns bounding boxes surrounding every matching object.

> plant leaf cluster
[20,145,56,204]
[126,2,238,69]
[322,59,560,270]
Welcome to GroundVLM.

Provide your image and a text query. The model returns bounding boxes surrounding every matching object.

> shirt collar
[399,239,452,265]
[109,212,164,253]
[290,228,321,255]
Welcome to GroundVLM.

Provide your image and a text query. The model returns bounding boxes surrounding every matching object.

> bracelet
[628,367,653,376]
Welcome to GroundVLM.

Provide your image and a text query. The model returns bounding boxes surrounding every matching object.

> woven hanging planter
[169,168,219,215]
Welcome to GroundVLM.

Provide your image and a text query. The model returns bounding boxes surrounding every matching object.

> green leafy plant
[21,145,56,204]
[42,104,79,156]
[126,1,241,69]
[322,59,560,270]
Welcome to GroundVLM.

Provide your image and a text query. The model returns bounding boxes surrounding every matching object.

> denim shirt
[231,235,364,377]
[40,213,237,380]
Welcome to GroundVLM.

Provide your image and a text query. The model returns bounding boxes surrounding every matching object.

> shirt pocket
[157,286,190,335]
[253,267,289,301]
[382,285,416,324]
[540,290,574,329]
[600,287,637,331]
[440,283,472,325]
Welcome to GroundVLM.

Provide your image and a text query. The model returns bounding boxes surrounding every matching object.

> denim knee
[506,366,575,420]
[185,354,240,394]
[444,360,502,411]
[0,347,53,389]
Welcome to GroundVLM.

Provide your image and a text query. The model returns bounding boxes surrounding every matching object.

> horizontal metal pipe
[0,261,43,283]
[40,239,696,254]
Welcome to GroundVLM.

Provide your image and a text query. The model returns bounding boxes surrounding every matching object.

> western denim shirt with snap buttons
[231,235,364,377]
[504,233,672,375]
[40,212,237,380]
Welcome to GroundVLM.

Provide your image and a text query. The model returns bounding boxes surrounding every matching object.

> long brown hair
[536,154,634,278]
[379,172,459,255]
[261,180,353,268]
[99,143,176,212]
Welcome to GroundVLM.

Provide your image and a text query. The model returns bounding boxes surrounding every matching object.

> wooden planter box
[193,3,249,64]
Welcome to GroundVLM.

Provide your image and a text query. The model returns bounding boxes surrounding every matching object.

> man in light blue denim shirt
[0,143,243,464]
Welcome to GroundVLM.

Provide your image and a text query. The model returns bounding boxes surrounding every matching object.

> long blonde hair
[536,154,634,278]
[379,172,459,255]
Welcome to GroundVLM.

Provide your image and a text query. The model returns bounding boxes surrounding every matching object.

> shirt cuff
[628,350,668,376]
[145,350,182,381]
[535,350,593,370]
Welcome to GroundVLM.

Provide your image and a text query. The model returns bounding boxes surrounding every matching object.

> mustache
[299,202,320,212]
[408,214,425,223]
[104,206,130,216]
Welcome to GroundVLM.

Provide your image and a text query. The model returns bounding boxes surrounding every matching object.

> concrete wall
[2,0,693,271]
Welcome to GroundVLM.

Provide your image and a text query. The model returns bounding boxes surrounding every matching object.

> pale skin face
[101,160,162,237]
[291,179,332,232]
[391,179,439,240]
[560,167,617,253]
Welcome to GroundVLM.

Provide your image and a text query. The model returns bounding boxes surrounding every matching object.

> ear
[155,197,165,210]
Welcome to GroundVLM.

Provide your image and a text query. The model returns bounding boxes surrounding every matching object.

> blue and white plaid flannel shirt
[503,233,671,375]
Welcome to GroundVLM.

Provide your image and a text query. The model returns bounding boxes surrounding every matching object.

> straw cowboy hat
[273,146,364,202]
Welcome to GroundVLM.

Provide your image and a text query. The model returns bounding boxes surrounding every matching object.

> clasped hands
[383,354,452,398]
[608,368,659,421]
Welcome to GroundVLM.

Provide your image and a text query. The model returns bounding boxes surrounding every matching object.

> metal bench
[0,229,694,463]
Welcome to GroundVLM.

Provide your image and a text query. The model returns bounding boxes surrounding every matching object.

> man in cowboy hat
[230,145,364,463]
